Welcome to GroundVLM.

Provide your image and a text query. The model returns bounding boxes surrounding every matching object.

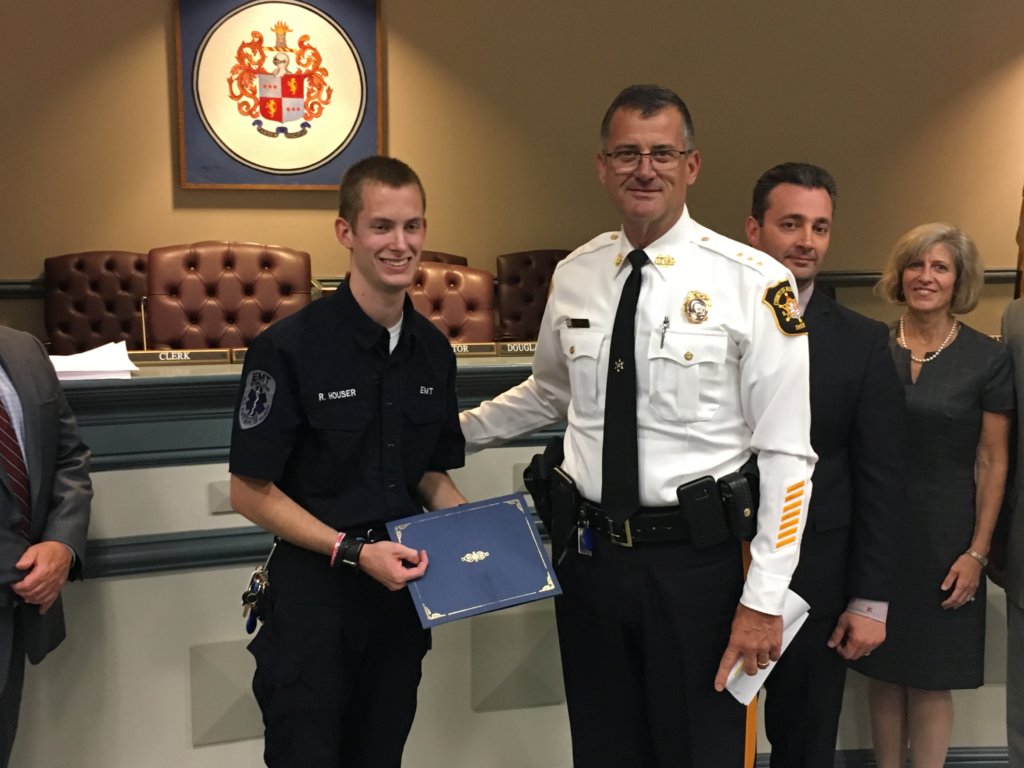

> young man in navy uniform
[745,162,905,767]
[230,156,466,767]
[460,85,816,767]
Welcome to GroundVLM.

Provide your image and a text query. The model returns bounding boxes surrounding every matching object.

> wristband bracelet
[329,531,346,568]
[966,549,989,568]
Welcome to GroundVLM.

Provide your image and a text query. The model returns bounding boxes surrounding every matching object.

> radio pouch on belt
[718,455,759,542]
[677,476,731,549]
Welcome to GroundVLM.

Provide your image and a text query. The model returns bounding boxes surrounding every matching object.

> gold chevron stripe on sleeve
[776,480,806,548]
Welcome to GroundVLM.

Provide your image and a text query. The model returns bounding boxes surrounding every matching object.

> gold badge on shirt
[683,291,712,324]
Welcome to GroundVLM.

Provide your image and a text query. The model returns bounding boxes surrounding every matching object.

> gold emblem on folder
[461,551,490,563]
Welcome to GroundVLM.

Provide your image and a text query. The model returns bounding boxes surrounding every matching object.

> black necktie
[601,249,646,525]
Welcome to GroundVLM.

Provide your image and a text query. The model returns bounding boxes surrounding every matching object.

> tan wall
[9,1,1024,306]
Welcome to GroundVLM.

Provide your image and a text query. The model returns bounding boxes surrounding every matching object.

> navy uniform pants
[554,536,746,768]
[763,613,847,767]
[249,572,429,768]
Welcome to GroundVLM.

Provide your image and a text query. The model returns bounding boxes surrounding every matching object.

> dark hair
[750,162,837,224]
[599,84,695,148]
[337,156,426,224]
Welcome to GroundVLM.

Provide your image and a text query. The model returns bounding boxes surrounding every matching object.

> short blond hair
[874,222,984,315]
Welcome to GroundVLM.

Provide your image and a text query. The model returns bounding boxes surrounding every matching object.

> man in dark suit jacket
[744,163,906,767]
[0,326,91,766]
[1000,298,1024,768]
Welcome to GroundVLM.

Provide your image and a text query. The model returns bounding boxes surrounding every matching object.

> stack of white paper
[49,341,140,381]
[725,589,811,705]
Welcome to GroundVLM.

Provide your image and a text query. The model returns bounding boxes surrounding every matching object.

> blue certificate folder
[386,493,562,628]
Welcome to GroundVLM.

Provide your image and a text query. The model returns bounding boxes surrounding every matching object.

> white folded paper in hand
[725,589,810,705]
[49,341,140,380]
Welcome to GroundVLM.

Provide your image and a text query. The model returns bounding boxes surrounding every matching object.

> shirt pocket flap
[405,399,446,424]
[307,402,374,431]
[561,328,604,361]
[652,331,728,367]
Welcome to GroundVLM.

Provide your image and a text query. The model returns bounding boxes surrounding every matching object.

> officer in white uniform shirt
[460,84,816,768]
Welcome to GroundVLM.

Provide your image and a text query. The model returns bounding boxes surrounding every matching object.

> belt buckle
[607,516,633,547]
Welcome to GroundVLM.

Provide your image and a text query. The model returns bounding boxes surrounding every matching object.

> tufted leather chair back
[495,249,569,340]
[420,251,469,266]
[44,251,148,354]
[407,261,494,342]
[145,241,311,349]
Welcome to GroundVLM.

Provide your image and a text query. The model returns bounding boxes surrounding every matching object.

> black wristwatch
[337,537,365,568]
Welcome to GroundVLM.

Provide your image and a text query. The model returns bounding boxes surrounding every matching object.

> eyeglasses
[602,148,694,172]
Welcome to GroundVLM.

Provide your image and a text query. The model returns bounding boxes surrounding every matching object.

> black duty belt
[578,498,689,547]
[343,526,390,543]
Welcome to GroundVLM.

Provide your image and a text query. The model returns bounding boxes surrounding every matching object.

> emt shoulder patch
[239,369,276,430]
[762,280,807,336]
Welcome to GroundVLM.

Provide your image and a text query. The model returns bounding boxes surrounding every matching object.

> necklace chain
[898,315,958,364]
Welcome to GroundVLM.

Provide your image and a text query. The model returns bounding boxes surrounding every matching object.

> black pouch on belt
[718,455,759,542]
[549,466,581,564]
[677,475,731,549]
[523,436,564,533]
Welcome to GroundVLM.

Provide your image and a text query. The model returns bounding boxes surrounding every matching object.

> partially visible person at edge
[460,84,816,767]
[999,293,1024,768]
[0,326,91,768]
[852,222,1012,768]
[229,155,467,767]
[745,162,906,768]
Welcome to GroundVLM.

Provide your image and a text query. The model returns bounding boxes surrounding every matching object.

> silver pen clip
[660,316,670,348]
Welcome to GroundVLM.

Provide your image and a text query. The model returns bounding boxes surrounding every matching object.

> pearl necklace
[898,315,958,364]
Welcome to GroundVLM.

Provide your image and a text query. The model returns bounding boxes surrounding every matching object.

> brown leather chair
[494,249,569,340]
[407,262,494,342]
[145,241,311,349]
[44,251,148,354]
[421,251,469,266]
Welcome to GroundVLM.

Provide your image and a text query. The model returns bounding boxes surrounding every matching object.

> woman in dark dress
[855,223,1013,768]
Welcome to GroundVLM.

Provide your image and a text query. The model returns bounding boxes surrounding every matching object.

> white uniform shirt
[461,209,816,614]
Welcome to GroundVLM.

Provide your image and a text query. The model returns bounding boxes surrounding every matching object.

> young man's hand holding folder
[386,493,561,628]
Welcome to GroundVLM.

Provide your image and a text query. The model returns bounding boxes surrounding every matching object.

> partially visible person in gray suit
[0,326,91,766]
[999,299,1024,768]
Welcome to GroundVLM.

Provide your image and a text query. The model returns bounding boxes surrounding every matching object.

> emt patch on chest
[762,280,807,336]
[239,369,276,429]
